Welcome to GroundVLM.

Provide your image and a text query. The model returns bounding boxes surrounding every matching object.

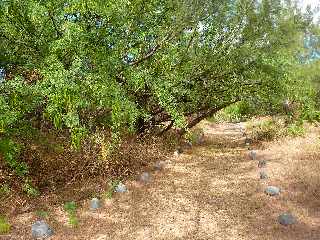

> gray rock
[154,160,166,171]
[283,99,291,114]
[196,133,205,144]
[258,160,267,168]
[31,220,54,239]
[265,186,280,196]
[115,182,127,193]
[278,213,297,226]
[0,68,5,84]
[260,171,268,179]
[249,150,257,160]
[184,141,192,149]
[140,172,151,183]
[90,198,101,210]
[174,148,182,156]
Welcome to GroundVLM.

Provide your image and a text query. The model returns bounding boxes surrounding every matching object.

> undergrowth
[104,179,120,199]
[0,138,28,177]
[64,201,79,227]
[246,117,307,141]
[0,215,10,234]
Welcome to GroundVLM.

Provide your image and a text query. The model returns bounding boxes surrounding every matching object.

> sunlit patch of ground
[6,121,320,239]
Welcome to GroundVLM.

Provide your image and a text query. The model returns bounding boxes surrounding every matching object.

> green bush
[64,201,79,227]
[0,216,10,235]
[104,180,120,199]
[185,129,204,144]
[0,138,28,177]
[249,118,285,141]
[0,184,10,197]
[22,180,40,197]
[35,210,49,219]
[248,117,308,141]
[286,123,306,137]
[210,101,253,123]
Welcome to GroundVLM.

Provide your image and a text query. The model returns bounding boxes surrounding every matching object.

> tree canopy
[0,0,318,149]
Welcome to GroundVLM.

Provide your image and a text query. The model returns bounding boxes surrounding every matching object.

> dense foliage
[0,0,319,156]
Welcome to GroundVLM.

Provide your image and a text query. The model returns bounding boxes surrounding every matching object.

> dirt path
[8,122,320,240]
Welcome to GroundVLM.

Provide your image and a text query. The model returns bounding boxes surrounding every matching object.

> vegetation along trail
[8,121,320,240]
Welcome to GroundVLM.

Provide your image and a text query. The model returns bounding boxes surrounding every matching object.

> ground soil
[3,121,320,240]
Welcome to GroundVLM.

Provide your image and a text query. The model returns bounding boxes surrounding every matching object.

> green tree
[0,0,316,150]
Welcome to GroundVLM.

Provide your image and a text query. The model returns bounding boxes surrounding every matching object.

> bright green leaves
[71,127,87,149]
[0,138,28,177]
[0,76,40,133]
[39,56,90,147]
[63,201,79,227]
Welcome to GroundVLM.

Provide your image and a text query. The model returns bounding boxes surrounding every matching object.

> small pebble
[278,213,297,226]
[265,186,280,196]
[31,220,54,239]
[140,172,151,183]
[90,198,101,210]
[260,171,268,179]
[154,160,166,171]
[174,148,182,156]
[249,150,257,160]
[258,160,267,168]
[185,141,192,149]
[196,133,205,144]
[115,182,127,193]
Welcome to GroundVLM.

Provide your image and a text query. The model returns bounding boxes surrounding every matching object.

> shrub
[0,184,10,197]
[248,118,285,141]
[22,180,40,198]
[63,201,79,227]
[0,216,10,235]
[0,138,28,177]
[286,123,306,137]
[104,180,120,199]
[209,102,250,123]
[35,210,49,219]
[248,117,308,141]
[0,0,313,147]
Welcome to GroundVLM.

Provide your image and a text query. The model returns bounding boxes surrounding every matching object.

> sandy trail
[8,122,320,240]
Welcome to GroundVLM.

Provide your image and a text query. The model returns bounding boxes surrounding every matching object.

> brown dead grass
[257,125,320,237]
[0,130,174,217]
[2,121,320,239]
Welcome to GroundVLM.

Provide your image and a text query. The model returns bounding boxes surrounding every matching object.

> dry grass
[256,125,320,239]
[2,121,320,239]
[0,129,174,217]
